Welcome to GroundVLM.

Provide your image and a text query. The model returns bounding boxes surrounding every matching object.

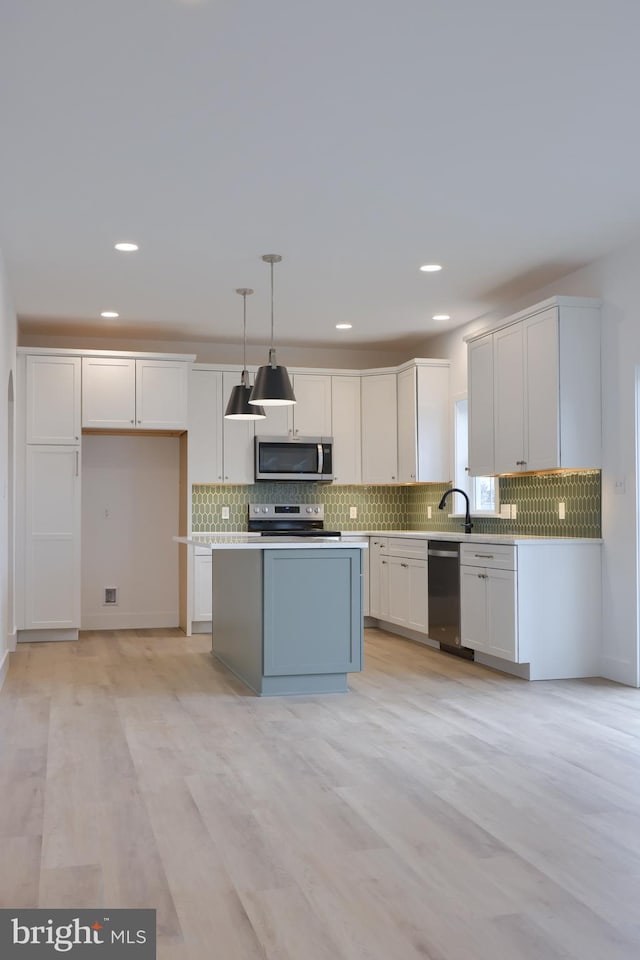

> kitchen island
[176,536,367,695]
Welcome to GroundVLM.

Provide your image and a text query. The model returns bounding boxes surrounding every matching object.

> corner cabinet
[82,357,190,430]
[467,297,601,475]
[397,361,450,482]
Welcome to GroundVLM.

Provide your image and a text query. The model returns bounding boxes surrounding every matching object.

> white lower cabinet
[460,540,602,679]
[192,550,213,628]
[23,445,81,629]
[460,563,517,661]
[387,556,428,634]
[369,537,428,635]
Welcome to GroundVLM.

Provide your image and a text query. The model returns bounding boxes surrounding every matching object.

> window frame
[451,393,500,518]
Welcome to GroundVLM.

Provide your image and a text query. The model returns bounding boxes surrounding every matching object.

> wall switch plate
[349,506,358,519]
[511,503,517,519]
[614,478,626,494]
[427,505,432,519]
[221,506,230,520]
[500,503,511,519]
[558,501,566,520]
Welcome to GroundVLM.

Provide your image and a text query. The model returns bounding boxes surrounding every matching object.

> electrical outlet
[500,503,511,519]
[558,501,566,520]
[349,506,358,519]
[511,503,517,520]
[427,505,432,519]
[221,505,230,520]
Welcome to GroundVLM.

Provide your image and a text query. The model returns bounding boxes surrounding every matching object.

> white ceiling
[2,0,640,353]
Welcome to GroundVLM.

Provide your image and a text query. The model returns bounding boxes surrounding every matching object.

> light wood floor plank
[1,626,640,959]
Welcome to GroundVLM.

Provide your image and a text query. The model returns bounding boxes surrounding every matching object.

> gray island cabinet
[178,537,366,696]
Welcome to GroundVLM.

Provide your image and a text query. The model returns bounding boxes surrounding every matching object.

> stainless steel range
[248,503,341,538]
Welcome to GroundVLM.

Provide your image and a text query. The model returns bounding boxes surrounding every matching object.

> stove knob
[314,507,320,514]
[253,507,260,514]
[262,507,269,513]
[306,507,313,513]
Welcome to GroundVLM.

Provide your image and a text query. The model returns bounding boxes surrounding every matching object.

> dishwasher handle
[428,548,459,559]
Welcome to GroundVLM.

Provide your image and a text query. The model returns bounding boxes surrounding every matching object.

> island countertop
[174,535,368,550]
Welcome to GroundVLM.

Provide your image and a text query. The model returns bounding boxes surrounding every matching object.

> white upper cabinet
[467,336,495,477]
[290,374,332,436]
[222,371,255,483]
[188,368,223,482]
[361,373,398,483]
[397,362,450,482]
[82,357,189,431]
[254,373,332,438]
[135,359,189,430]
[82,357,136,429]
[467,297,601,475]
[331,376,361,484]
[26,355,81,444]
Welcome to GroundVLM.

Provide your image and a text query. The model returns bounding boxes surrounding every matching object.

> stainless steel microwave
[254,436,334,482]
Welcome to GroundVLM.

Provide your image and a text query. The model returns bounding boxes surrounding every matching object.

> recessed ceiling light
[100,311,119,318]
[432,314,450,321]
[420,263,442,272]
[336,323,352,329]
[114,242,139,252]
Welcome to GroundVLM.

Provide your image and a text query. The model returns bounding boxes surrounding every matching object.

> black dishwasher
[427,541,473,659]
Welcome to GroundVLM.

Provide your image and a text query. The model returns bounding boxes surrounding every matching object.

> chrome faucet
[438,487,473,534]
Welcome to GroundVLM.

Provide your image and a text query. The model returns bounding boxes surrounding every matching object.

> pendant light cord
[269,259,276,368]
[242,291,248,372]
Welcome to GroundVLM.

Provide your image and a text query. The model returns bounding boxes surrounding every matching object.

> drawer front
[370,537,389,554]
[387,537,428,560]
[460,542,516,570]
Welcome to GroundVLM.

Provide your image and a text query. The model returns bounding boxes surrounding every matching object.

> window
[453,397,499,515]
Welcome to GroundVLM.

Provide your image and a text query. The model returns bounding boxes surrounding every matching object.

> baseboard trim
[8,631,17,652]
[0,649,9,691]
[18,628,79,643]
[600,655,639,687]
[81,612,179,630]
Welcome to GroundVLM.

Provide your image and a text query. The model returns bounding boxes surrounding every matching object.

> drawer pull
[401,562,408,568]
[474,553,494,559]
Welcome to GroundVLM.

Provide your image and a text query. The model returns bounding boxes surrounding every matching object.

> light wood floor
[2,628,640,959]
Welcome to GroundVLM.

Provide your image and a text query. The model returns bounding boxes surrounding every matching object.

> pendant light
[224,288,266,420]
[249,254,296,406]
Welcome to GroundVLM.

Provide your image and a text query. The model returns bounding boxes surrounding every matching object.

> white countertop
[180,530,600,547]
[340,530,602,545]
[175,535,368,550]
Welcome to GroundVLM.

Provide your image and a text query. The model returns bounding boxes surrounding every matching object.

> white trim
[18,346,196,362]
[600,655,638,687]
[463,295,602,343]
[0,649,9,691]
[80,612,179,630]
[18,628,79,643]
[8,631,16,652]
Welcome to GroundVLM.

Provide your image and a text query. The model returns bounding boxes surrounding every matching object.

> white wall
[0,254,18,689]
[81,435,180,629]
[419,236,640,686]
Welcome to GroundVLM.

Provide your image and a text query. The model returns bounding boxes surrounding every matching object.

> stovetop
[247,502,341,538]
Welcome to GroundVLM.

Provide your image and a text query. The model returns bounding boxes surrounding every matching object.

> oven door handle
[317,443,324,474]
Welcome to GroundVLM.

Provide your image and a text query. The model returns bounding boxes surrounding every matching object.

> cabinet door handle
[381,560,387,565]
[516,460,527,466]
[477,573,487,579]
[75,451,79,477]
[130,419,134,424]
[401,562,408,568]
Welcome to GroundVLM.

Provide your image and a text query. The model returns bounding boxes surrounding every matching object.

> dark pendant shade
[225,378,266,420]
[249,361,295,406]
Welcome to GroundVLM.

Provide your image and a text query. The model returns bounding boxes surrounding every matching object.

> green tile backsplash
[192,471,601,538]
